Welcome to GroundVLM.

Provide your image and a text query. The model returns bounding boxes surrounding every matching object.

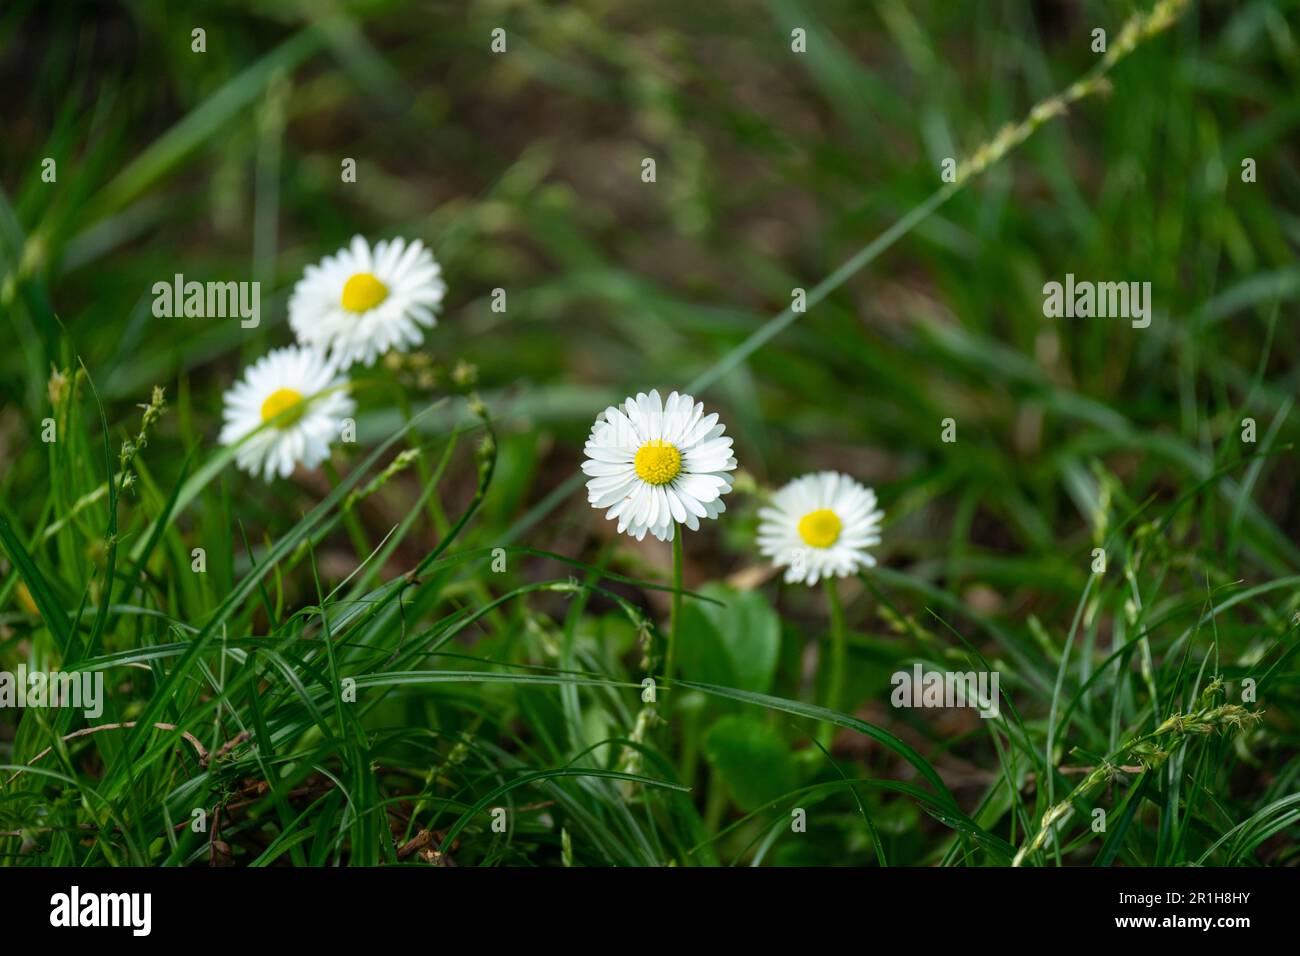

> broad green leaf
[704,714,799,812]
[677,583,780,694]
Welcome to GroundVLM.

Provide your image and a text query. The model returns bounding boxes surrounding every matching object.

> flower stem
[819,577,847,749]
[666,527,684,688]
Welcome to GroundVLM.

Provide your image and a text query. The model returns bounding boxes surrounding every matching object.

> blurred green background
[4,1,1298,573]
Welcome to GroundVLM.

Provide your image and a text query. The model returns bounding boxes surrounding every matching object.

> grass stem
[666,526,684,689]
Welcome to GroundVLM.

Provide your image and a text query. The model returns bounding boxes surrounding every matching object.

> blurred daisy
[219,346,355,481]
[582,389,737,542]
[758,471,884,585]
[288,235,446,369]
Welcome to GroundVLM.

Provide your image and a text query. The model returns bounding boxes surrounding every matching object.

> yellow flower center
[634,439,682,486]
[260,387,305,427]
[340,272,389,313]
[797,508,842,549]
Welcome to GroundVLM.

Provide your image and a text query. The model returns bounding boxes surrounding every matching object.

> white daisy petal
[581,390,736,541]
[288,235,446,370]
[756,471,884,586]
[220,346,355,483]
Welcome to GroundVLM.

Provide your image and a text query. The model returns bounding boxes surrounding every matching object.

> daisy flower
[288,235,446,369]
[219,346,355,481]
[757,471,884,585]
[582,389,737,542]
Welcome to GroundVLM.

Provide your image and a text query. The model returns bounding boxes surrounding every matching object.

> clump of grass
[1014,679,1264,866]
